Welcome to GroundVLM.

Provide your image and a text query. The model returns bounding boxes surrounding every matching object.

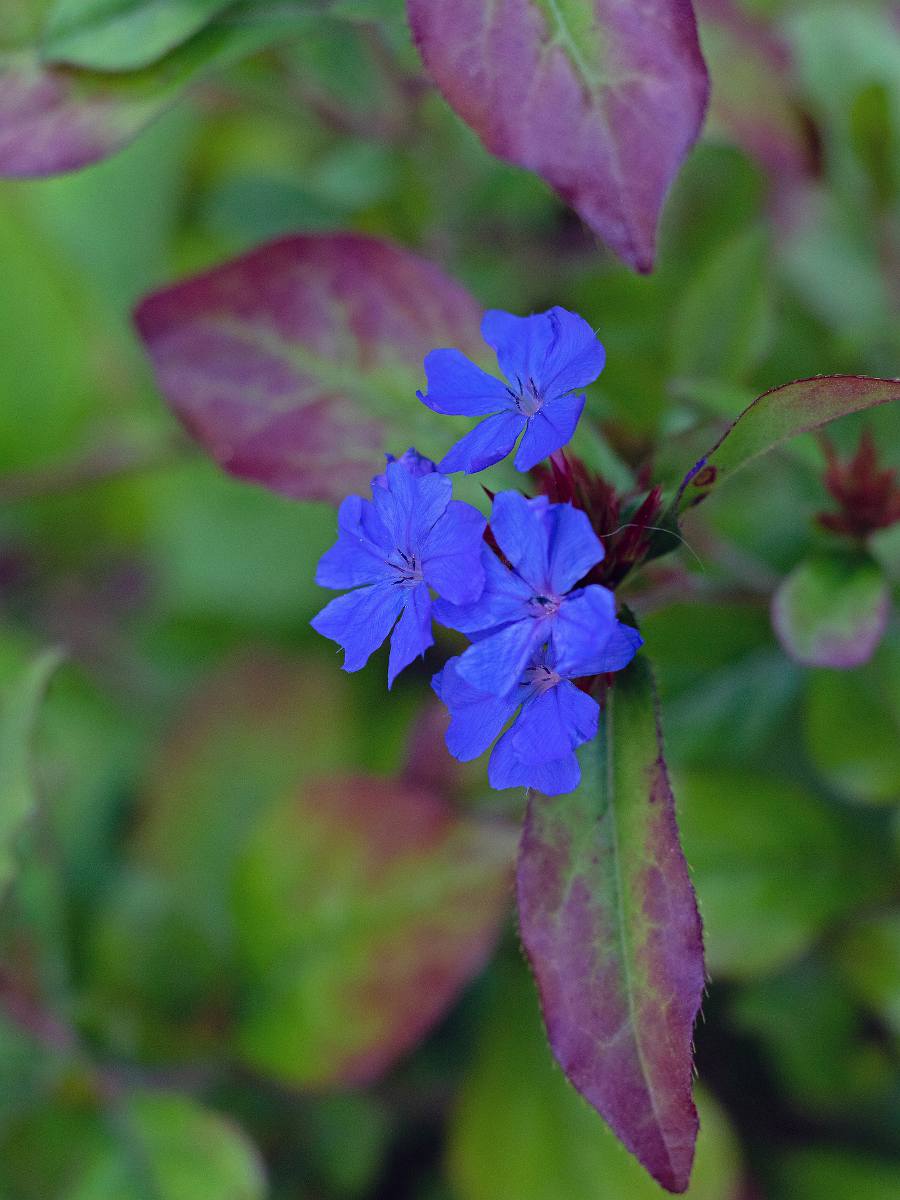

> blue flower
[311,454,486,687]
[418,307,605,474]
[372,446,437,488]
[433,627,642,795]
[435,491,618,696]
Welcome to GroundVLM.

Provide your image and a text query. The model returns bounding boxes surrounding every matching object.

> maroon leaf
[517,653,704,1193]
[407,0,710,272]
[134,234,484,504]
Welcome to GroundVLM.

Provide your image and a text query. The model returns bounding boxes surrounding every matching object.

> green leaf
[675,768,878,979]
[644,603,803,767]
[65,1091,266,1200]
[670,227,773,384]
[0,647,64,898]
[730,959,894,1115]
[833,913,900,1046]
[674,376,900,514]
[233,773,515,1087]
[772,1150,900,1200]
[79,652,362,1061]
[136,651,361,928]
[850,82,898,207]
[41,0,235,72]
[448,960,743,1200]
[301,1094,393,1199]
[772,549,890,669]
[805,633,900,804]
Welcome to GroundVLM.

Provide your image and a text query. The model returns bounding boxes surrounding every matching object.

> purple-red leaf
[517,653,705,1193]
[407,0,710,272]
[134,234,484,504]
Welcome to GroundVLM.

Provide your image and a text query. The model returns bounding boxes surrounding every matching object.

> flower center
[508,376,544,418]
[529,593,561,617]
[525,664,561,694]
[388,549,424,586]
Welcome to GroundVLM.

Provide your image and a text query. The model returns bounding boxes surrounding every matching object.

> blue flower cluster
[312,307,640,794]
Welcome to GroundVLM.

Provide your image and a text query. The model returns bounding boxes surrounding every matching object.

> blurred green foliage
[1,0,899,1196]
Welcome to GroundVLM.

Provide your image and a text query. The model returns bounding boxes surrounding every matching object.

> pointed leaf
[517,653,705,1193]
[0,647,64,898]
[676,375,900,512]
[234,774,516,1086]
[407,0,709,272]
[41,0,235,72]
[772,549,890,669]
[134,233,484,503]
[449,961,743,1200]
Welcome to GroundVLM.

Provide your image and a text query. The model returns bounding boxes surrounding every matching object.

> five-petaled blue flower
[435,491,618,697]
[433,627,641,795]
[418,307,605,475]
[311,451,486,687]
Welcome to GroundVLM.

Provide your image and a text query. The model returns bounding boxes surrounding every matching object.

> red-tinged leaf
[517,653,705,1194]
[234,774,517,1087]
[407,0,709,273]
[0,52,153,177]
[772,550,890,670]
[677,375,900,512]
[134,234,484,504]
[0,16,306,178]
[695,0,814,187]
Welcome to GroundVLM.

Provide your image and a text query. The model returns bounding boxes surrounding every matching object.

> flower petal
[371,459,417,548]
[537,307,606,398]
[488,728,581,795]
[433,656,519,760]
[546,501,605,595]
[551,585,617,676]
[438,410,525,474]
[372,447,437,488]
[513,392,586,473]
[455,617,543,696]
[370,462,452,552]
[433,545,532,633]
[421,501,487,605]
[510,681,599,764]
[419,348,515,415]
[571,620,644,676]
[311,582,405,674]
[387,582,434,687]
[412,471,454,542]
[481,309,558,389]
[489,491,551,592]
[315,495,392,590]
